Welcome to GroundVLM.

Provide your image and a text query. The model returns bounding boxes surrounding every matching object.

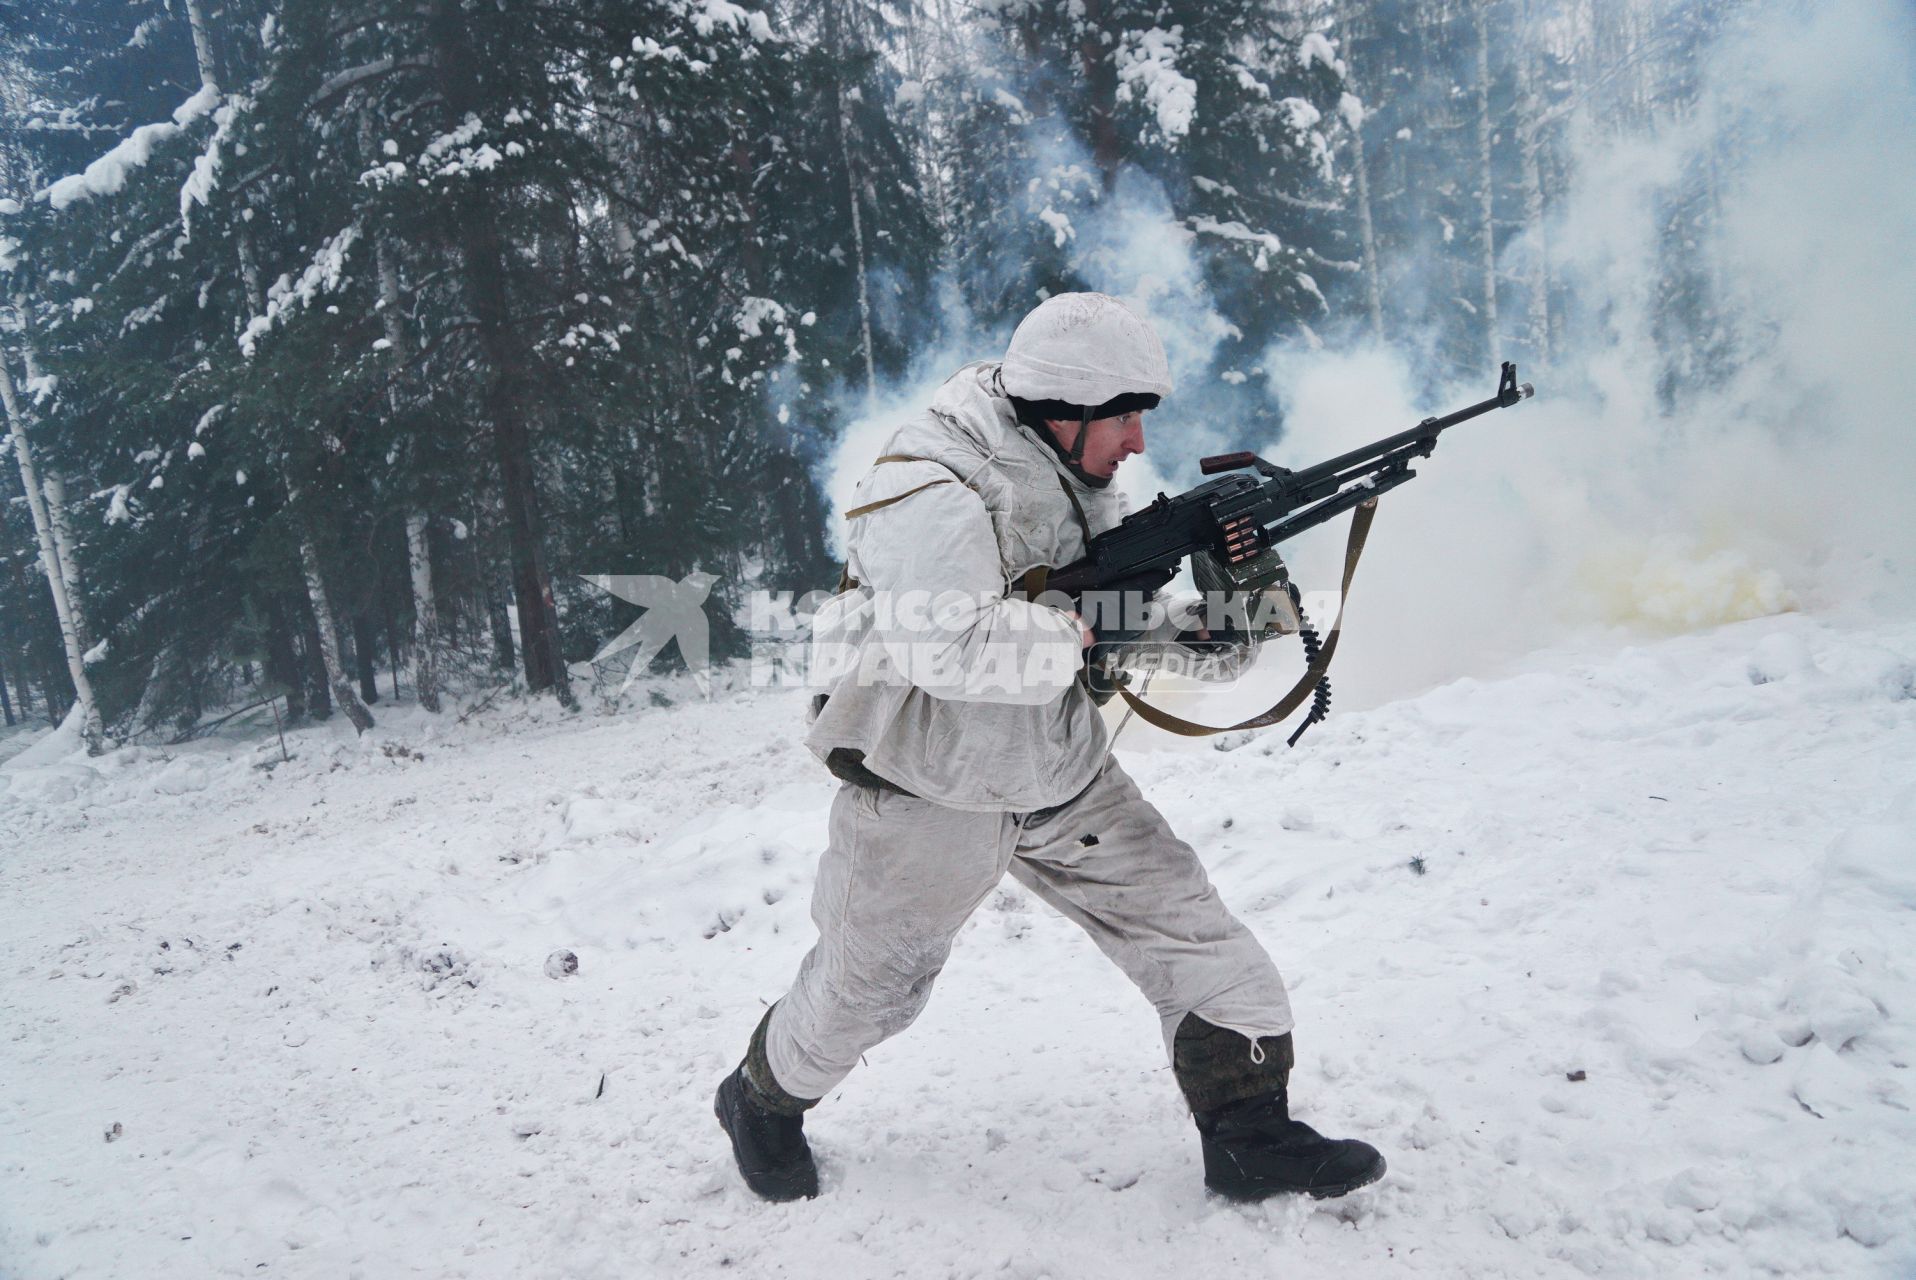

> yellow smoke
[1580,535,1796,633]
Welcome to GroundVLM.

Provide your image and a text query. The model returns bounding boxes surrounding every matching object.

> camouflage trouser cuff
[742,1005,820,1117]
[1171,1013,1295,1115]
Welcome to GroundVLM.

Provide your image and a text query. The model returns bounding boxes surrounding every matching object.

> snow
[630,36,689,65]
[1037,206,1074,248]
[41,86,220,212]
[734,296,786,339]
[238,226,361,357]
[990,87,1028,117]
[121,296,169,335]
[180,102,240,235]
[690,0,774,42]
[1298,32,1345,79]
[1,611,1912,1276]
[414,115,505,182]
[1189,215,1283,265]
[735,298,798,362]
[1338,91,1367,131]
[1117,28,1198,142]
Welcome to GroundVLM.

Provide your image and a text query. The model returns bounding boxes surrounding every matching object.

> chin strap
[1012,399,1109,490]
[1069,405,1093,467]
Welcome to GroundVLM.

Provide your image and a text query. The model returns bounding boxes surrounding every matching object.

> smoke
[819,128,1246,545]
[817,0,1915,713]
[1258,0,1916,710]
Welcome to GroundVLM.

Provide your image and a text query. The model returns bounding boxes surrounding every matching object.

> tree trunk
[263,592,307,721]
[297,591,333,720]
[382,595,402,702]
[429,2,574,708]
[12,329,93,652]
[183,0,222,91]
[39,468,91,648]
[352,610,381,704]
[300,532,373,729]
[1,571,35,720]
[11,561,66,727]
[470,500,516,671]
[1475,1,1501,365]
[825,1,879,407]
[898,0,952,242]
[1078,0,1123,192]
[374,225,443,711]
[236,233,266,310]
[0,351,104,753]
[0,647,15,726]
[471,275,570,702]
[6,559,36,720]
[487,580,516,673]
[1517,6,1551,366]
[284,493,372,728]
[1349,102,1385,344]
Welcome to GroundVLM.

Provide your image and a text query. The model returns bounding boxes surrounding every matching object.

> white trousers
[765,758,1295,1101]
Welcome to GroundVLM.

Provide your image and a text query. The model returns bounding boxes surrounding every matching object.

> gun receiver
[1043,362,1533,603]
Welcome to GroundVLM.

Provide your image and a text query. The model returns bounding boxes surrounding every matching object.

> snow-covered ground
[3,610,1913,1278]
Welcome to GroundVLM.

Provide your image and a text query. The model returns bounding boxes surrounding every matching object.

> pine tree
[946,0,1347,375]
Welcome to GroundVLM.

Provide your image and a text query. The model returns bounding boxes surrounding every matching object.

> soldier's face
[1048,410,1147,480]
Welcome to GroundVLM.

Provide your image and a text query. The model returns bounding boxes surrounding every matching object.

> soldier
[716,293,1384,1204]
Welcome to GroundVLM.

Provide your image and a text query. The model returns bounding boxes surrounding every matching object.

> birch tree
[378,239,443,714]
[0,352,103,752]
[1474,0,1501,365]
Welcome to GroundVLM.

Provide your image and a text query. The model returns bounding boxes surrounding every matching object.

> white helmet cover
[1000,292,1174,408]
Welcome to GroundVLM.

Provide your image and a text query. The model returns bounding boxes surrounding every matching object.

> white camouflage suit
[765,360,1295,1102]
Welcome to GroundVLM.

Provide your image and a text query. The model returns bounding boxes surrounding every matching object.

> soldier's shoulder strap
[834,454,980,592]
[842,454,974,520]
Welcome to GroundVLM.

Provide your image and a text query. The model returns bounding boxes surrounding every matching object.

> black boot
[1173,1015,1386,1201]
[714,1008,820,1202]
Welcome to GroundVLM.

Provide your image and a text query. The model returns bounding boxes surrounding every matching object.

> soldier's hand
[1065,610,1095,650]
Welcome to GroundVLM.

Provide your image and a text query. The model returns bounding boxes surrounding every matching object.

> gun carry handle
[1200,451,1258,475]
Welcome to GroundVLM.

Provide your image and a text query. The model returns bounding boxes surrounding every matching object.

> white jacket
[805,362,1242,812]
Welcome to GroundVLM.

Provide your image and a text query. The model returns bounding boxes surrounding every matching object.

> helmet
[1000,292,1173,413]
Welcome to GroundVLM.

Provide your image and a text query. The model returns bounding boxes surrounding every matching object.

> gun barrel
[1279,363,1531,495]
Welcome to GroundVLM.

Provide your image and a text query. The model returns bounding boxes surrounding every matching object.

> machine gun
[1032,363,1535,741]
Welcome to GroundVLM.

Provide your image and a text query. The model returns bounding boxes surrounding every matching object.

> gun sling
[1039,470,1374,740]
[1109,498,1374,738]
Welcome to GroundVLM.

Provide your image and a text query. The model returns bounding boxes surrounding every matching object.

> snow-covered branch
[238,225,362,357]
[40,86,221,212]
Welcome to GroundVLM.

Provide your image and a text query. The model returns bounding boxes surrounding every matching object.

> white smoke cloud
[817,0,1914,717]
[819,132,1241,543]
[1258,0,1916,710]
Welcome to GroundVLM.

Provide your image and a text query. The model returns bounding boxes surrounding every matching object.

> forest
[1,0,1748,751]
